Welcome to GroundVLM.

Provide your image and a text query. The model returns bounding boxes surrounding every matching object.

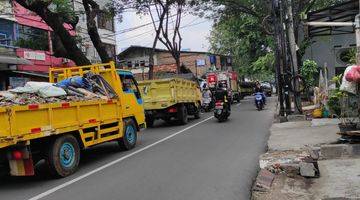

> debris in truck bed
[0,72,117,106]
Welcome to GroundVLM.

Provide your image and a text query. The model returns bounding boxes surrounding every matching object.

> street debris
[0,72,116,106]
[253,169,275,192]
[299,162,316,177]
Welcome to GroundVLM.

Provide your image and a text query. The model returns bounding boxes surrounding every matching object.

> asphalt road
[0,97,275,200]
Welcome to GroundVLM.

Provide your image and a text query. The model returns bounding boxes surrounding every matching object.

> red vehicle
[205,71,241,103]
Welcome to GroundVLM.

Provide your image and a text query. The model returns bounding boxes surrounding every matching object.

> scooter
[255,92,264,111]
[201,97,212,112]
[214,97,230,122]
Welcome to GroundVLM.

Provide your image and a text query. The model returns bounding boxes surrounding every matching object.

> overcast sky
[115,11,213,53]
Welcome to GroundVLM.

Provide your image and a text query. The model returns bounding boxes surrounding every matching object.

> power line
[117,19,210,43]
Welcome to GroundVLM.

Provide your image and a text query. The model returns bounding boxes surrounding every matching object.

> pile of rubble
[0,72,117,106]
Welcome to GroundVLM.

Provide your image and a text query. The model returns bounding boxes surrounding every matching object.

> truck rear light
[168,107,177,113]
[61,102,70,108]
[89,119,97,123]
[31,127,41,134]
[28,104,39,110]
[107,99,113,104]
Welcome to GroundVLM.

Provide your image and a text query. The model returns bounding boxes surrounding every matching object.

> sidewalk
[252,118,360,199]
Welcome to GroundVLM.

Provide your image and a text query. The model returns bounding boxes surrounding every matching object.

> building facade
[303,0,358,78]
[0,0,117,89]
[117,46,232,78]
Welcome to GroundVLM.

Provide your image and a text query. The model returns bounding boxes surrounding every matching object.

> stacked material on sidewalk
[0,72,117,106]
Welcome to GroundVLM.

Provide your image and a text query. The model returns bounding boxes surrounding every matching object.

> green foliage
[340,48,356,65]
[248,52,275,81]
[49,0,78,24]
[209,13,274,81]
[300,59,318,88]
[327,74,344,116]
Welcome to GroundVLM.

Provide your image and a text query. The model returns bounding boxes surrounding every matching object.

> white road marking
[27,116,214,200]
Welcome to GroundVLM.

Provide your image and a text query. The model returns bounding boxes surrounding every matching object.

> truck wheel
[177,104,188,125]
[146,116,154,128]
[194,107,200,119]
[46,135,80,178]
[118,119,137,150]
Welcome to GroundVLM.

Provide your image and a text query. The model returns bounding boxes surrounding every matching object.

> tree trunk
[82,0,111,63]
[148,54,155,80]
[175,54,181,74]
[15,0,91,66]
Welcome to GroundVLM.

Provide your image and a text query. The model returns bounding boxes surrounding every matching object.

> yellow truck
[0,62,145,177]
[138,78,201,127]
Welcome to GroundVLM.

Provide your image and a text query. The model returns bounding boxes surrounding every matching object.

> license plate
[215,106,223,109]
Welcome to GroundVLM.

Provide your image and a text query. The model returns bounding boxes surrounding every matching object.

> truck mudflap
[7,146,34,176]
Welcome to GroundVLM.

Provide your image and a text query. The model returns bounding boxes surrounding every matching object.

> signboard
[196,59,206,66]
[24,51,46,61]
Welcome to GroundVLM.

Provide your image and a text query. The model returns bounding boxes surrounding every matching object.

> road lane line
[27,116,214,200]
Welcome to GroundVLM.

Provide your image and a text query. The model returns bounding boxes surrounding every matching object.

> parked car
[261,82,272,97]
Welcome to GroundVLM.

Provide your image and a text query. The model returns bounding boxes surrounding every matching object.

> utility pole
[272,0,285,116]
[278,0,292,114]
[286,0,302,114]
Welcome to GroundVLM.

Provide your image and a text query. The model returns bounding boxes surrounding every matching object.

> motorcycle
[255,92,264,111]
[214,97,230,122]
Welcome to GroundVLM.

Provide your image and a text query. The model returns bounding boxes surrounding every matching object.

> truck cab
[117,70,146,129]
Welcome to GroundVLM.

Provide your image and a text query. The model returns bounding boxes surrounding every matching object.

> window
[97,11,114,31]
[120,75,141,99]
[0,19,15,46]
[17,25,49,51]
[0,33,7,46]
[127,61,133,68]
[338,48,356,65]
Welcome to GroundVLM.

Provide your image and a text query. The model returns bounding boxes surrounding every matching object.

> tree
[14,0,115,65]
[117,0,186,75]
[205,0,348,79]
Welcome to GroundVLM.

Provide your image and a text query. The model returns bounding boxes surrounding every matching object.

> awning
[0,55,33,65]
[11,71,49,78]
[306,0,359,37]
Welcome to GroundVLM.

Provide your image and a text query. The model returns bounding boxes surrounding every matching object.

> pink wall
[13,2,75,72]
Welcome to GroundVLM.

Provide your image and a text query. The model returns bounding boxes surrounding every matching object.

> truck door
[119,72,145,125]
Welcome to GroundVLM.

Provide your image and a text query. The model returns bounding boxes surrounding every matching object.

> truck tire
[118,119,137,150]
[194,107,200,119]
[46,135,80,178]
[145,116,154,128]
[177,104,188,125]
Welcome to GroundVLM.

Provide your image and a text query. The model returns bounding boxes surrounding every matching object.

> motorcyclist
[214,82,230,111]
[254,81,266,105]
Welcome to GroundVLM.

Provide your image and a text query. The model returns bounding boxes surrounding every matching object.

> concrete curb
[321,144,360,159]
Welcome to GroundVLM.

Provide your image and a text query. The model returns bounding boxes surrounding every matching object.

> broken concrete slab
[320,144,349,159]
[287,114,307,122]
[311,118,340,127]
[311,158,360,199]
[321,144,360,159]
[299,162,316,177]
[252,174,315,200]
[253,169,275,192]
